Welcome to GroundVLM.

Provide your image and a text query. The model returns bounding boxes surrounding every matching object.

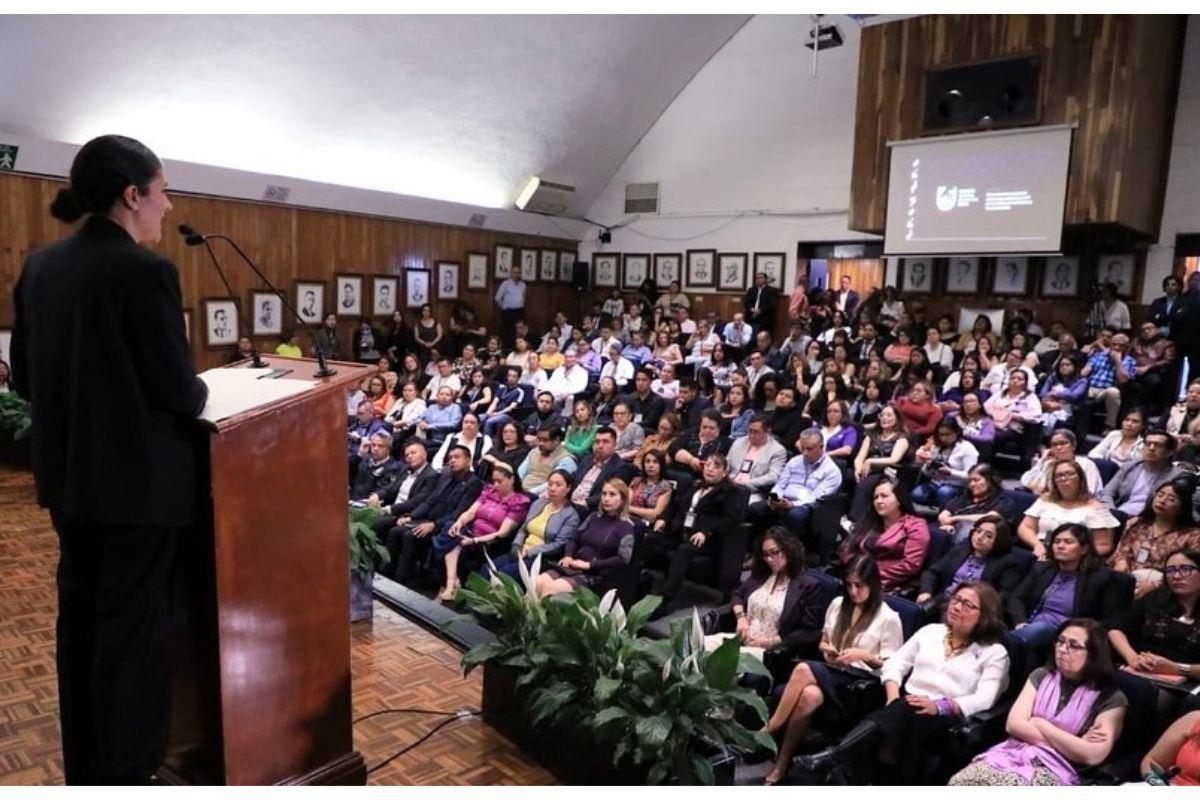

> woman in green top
[565,398,599,457]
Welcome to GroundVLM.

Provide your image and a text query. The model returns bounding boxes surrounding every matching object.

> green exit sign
[0,144,17,171]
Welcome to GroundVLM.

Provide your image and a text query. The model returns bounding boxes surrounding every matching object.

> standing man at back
[494,263,526,349]
[11,135,208,784]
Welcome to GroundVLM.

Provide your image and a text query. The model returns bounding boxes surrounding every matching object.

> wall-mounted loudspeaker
[571,261,590,292]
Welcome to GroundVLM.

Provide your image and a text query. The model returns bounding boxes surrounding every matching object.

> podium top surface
[200,355,375,433]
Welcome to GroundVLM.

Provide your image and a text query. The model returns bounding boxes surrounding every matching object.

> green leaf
[591,706,629,729]
[736,651,774,682]
[624,594,662,635]
[593,676,622,705]
[724,687,770,723]
[529,682,576,727]
[634,714,672,750]
[647,761,670,785]
[689,753,715,785]
[461,642,508,674]
[702,635,740,690]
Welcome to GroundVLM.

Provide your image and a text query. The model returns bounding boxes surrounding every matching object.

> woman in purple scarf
[949,618,1127,785]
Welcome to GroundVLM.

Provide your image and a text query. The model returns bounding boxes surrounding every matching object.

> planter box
[481,663,735,785]
[350,570,374,622]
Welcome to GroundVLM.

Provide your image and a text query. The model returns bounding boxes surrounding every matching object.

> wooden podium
[161,355,376,785]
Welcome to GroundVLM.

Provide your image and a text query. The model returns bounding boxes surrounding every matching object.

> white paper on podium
[198,367,318,424]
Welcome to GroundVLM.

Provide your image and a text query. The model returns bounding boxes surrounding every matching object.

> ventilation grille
[467,213,487,228]
[262,184,291,203]
[625,182,660,214]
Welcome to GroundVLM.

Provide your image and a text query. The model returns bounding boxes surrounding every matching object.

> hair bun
[49,187,85,223]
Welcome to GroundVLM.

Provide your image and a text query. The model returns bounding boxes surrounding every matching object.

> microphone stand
[206,235,336,381]
[198,238,267,368]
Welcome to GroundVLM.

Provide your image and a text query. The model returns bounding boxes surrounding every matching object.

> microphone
[177,224,206,247]
[176,224,336,378]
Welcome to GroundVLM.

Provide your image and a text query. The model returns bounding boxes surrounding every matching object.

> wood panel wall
[0,173,577,371]
[849,14,1186,237]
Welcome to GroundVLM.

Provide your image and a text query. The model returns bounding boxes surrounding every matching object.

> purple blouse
[1031,572,1077,628]
[945,554,986,596]
[824,424,859,453]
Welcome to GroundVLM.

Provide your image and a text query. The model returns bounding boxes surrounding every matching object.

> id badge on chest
[684,510,696,529]
[1135,547,1150,566]
[634,413,643,424]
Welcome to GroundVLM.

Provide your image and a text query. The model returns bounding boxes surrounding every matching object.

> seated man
[368,438,439,534]
[568,426,636,513]
[1129,321,1173,414]
[725,413,788,504]
[721,311,755,363]
[747,429,843,540]
[520,391,559,446]
[1099,429,1193,521]
[383,445,484,585]
[621,368,667,431]
[482,365,531,437]
[673,378,712,431]
[350,430,401,502]
[348,399,386,460]
[620,330,652,370]
[590,323,621,360]
[1080,330,1136,433]
[684,319,721,373]
[668,410,729,479]
[546,351,589,410]
[416,386,463,448]
[422,357,462,401]
[750,329,784,372]
[517,423,578,497]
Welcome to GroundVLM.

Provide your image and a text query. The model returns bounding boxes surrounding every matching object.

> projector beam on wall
[515,176,576,216]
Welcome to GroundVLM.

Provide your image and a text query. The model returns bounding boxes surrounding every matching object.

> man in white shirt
[423,357,462,400]
[590,324,621,361]
[684,319,720,372]
[1089,282,1131,334]
[745,350,775,395]
[675,306,697,336]
[546,351,589,411]
[980,347,1038,395]
[493,264,526,348]
[600,343,635,390]
[721,312,754,362]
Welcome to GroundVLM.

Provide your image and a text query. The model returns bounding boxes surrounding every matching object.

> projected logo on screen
[934,185,979,212]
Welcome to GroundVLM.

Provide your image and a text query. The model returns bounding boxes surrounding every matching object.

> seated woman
[850,404,911,521]
[940,353,982,396]
[803,372,850,425]
[911,417,979,510]
[1108,547,1200,683]
[763,555,904,785]
[985,369,1043,459]
[839,478,930,594]
[1109,479,1200,598]
[1008,523,1121,649]
[431,411,494,471]
[1018,460,1120,560]
[796,582,1010,785]
[938,359,989,413]
[535,478,636,598]
[883,327,916,369]
[849,377,886,432]
[433,462,531,601]
[651,362,681,401]
[1166,378,1200,460]
[894,380,943,437]
[628,450,674,531]
[893,347,934,396]
[489,469,580,580]
[590,376,620,425]
[365,375,396,419]
[649,329,684,377]
[704,529,825,663]
[1141,709,1200,785]
[718,383,754,440]
[703,343,737,394]
[1020,429,1103,496]
[918,515,1023,618]
[477,420,531,482]
[518,351,548,395]
[564,398,599,458]
[1038,357,1088,436]
[459,367,494,418]
[383,381,427,443]
[816,400,858,467]
[755,374,782,413]
[649,453,744,604]
[538,336,565,373]
[1089,408,1146,468]
[953,391,996,457]
[950,618,1127,786]
[633,412,681,470]
[937,463,1016,542]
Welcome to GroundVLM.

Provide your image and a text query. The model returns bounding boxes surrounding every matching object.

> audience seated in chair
[917,515,1025,620]
[747,428,843,542]
[911,417,979,511]
[838,477,929,595]
[568,426,637,513]
[1108,547,1200,684]
[535,477,636,598]
[1017,460,1119,560]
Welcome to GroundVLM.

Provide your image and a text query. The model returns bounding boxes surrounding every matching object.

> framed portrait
[519,248,538,282]
[0,328,12,365]
[204,298,239,349]
[494,244,515,280]
[335,274,363,318]
[686,249,716,288]
[251,291,284,336]
[593,253,620,288]
[181,311,192,345]
[992,256,1029,295]
[539,250,558,282]
[1098,254,1136,298]
[436,261,460,300]
[945,257,980,294]
[406,270,431,308]
[1042,256,1079,298]
[295,280,325,326]
[622,253,651,290]
[753,252,786,289]
[899,258,933,294]
[558,251,576,283]
[466,252,488,290]
[718,252,748,291]
[654,253,682,289]
[372,276,399,317]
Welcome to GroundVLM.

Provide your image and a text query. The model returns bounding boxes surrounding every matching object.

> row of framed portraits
[896,254,1139,299]
[589,251,787,292]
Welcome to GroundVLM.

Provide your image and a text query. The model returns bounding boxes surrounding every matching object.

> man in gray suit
[725,414,788,504]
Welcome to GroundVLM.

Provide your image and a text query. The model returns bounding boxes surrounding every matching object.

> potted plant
[348,505,389,622]
[458,555,776,785]
[0,392,32,469]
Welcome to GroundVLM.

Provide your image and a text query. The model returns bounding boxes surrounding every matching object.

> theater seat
[1081,671,1164,784]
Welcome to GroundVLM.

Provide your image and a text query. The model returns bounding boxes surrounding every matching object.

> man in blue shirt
[747,429,843,545]
[1081,331,1136,432]
[482,366,531,436]
[493,263,526,348]
[620,330,652,369]
[417,386,464,447]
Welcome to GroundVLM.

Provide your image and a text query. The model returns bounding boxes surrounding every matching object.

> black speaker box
[923,54,1041,132]
[572,260,590,291]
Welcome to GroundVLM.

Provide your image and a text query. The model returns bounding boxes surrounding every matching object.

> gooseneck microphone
[177,224,336,378]
[179,224,266,369]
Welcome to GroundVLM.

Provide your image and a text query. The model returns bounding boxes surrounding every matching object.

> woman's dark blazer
[918,543,1024,597]
[732,571,827,650]
[1005,562,1122,625]
[669,480,746,546]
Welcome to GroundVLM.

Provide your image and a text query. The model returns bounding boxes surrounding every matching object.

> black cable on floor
[365,711,479,775]
[354,706,479,724]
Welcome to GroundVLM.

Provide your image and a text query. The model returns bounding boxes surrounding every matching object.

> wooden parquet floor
[0,465,554,786]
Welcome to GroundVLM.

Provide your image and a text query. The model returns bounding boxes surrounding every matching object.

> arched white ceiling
[0,14,749,212]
